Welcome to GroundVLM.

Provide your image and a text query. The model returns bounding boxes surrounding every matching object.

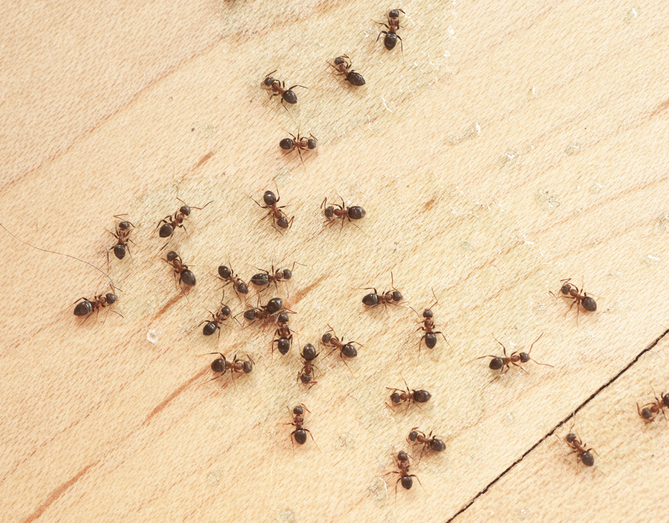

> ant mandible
[254,187,294,232]
[157,198,213,243]
[564,432,595,467]
[377,9,405,52]
[262,70,307,107]
[637,389,669,422]
[279,132,317,166]
[297,343,319,386]
[475,333,552,375]
[329,55,366,86]
[108,215,135,261]
[164,251,196,288]
[289,404,315,447]
[322,196,366,229]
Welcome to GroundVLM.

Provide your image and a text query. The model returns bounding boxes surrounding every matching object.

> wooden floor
[2,1,669,522]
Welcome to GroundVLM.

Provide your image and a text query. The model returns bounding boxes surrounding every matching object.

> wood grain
[1,1,669,522]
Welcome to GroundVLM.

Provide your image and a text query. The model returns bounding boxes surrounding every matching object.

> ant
[297,343,319,386]
[280,132,317,166]
[254,188,294,232]
[108,215,135,261]
[321,196,366,229]
[377,9,405,52]
[362,273,403,308]
[551,278,597,323]
[289,404,315,447]
[242,297,291,324]
[329,55,366,86]
[73,286,121,321]
[217,265,249,298]
[321,325,360,359]
[637,390,669,422]
[387,380,432,410]
[208,352,254,381]
[200,294,235,337]
[273,311,293,355]
[475,333,552,375]
[262,70,307,107]
[386,451,421,494]
[564,432,595,467]
[250,262,296,295]
[410,292,448,350]
[408,428,446,461]
[157,198,213,242]
[164,251,196,287]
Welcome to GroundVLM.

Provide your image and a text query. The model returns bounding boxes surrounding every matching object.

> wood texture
[2,1,669,522]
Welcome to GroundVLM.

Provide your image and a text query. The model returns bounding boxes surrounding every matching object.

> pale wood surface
[2,1,669,522]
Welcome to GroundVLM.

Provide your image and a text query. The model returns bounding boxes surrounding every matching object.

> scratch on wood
[423,198,436,211]
[288,273,328,306]
[143,368,208,425]
[650,97,669,119]
[153,293,185,320]
[194,151,215,170]
[22,461,99,523]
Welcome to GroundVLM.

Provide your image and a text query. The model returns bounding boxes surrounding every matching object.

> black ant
[565,432,595,467]
[289,404,315,447]
[408,428,446,458]
[551,278,597,323]
[362,273,403,307]
[217,265,249,298]
[273,311,293,355]
[157,198,213,242]
[410,292,448,350]
[164,251,196,287]
[637,390,669,422]
[108,215,135,261]
[73,286,121,321]
[329,55,366,86]
[475,334,552,375]
[280,132,317,166]
[387,379,432,410]
[386,451,421,494]
[250,262,296,295]
[254,188,294,232]
[322,196,366,229]
[200,294,235,337]
[320,325,360,359]
[242,297,291,324]
[262,70,307,106]
[208,352,254,380]
[377,9,405,52]
[297,343,319,386]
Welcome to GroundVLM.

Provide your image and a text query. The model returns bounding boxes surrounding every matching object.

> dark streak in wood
[143,368,209,426]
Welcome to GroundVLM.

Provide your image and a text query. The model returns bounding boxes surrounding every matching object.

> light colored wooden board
[1,1,669,522]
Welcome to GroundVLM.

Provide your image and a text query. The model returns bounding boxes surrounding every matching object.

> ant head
[389,9,401,18]
[560,283,572,295]
[519,352,531,363]
[392,290,403,302]
[321,332,333,344]
[565,433,577,444]
[243,309,256,321]
[390,392,401,404]
[279,138,294,150]
[221,305,231,317]
[489,357,505,370]
[166,251,179,262]
[118,221,131,229]
[282,268,292,280]
[211,357,226,373]
[263,190,277,206]
[242,360,253,373]
[397,451,408,461]
[263,76,275,86]
[423,308,433,318]
[106,293,117,304]
[334,56,346,65]
[408,431,418,442]
[641,407,653,419]
[179,205,191,216]
[300,374,312,384]
[218,265,231,279]
[307,137,317,149]
[293,405,304,416]
[277,311,290,324]
[301,344,317,361]
[324,206,334,218]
